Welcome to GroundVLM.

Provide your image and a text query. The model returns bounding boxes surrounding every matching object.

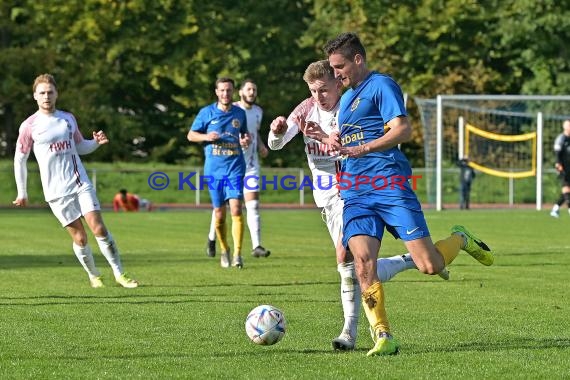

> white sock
[95,233,124,277]
[377,254,417,282]
[337,262,361,340]
[245,200,261,248]
[72,243,100,278]
[208,209,216,241]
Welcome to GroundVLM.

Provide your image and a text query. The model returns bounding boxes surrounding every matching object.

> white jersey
[15,110,96,202]
[236,101,263,173]
[268,98,341,207]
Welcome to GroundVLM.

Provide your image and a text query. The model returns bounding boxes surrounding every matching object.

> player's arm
[257,132,268,158]
[339,116,411,158]
[70,114,106,154]
[268,116,299,150]
[13,149,30,207]
[75,131,108,155]
[239,113,250,148]
[13,124,32,207]
[554,139,564,172]
[187,130,220,142]
[187,109,220,143]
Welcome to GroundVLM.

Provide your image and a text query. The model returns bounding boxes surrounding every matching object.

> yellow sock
[215,218,229,253]
[362,281,390,334]
[434,234,463,265]
[231,214,244,256]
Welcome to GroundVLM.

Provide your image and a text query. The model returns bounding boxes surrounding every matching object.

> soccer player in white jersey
[206,79,271,259]
[13,74,138,289]
[268,60,448,351]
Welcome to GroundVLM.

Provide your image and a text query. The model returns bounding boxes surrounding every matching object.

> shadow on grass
[25,337,570,361]
[0,254,78,269]
[0,253,231,270]
[405,336,570,354]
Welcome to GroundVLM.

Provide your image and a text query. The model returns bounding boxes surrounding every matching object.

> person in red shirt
[113,189,140,212]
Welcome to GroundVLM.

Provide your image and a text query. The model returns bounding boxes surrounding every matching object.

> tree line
[1,0,569,168]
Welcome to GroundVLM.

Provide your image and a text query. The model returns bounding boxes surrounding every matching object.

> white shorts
[243,166,260,194]
[48,185,101,227]
[322,195,344,247]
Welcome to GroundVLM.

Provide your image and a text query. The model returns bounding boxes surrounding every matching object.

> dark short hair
[239,78,256,90]
[323,32,366,61]
[215,77,235,89]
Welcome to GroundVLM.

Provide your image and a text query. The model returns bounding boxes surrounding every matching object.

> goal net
[465,123,537,179]
[414,95,570,210]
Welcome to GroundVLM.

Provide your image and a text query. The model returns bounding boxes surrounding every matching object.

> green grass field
[1,208,569,379]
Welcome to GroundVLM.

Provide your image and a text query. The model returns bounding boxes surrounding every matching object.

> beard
[242,96,256,106]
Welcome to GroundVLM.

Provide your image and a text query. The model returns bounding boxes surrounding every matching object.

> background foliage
[1,0,570,166]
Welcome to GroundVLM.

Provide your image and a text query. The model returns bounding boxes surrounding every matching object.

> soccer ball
[245,305,286,345]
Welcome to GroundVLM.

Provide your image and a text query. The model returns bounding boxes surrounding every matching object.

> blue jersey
[190,103,248,178]
[338,71,416,202]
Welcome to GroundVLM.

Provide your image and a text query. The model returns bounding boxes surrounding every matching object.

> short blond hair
[302,60,335,83]
[33,74,57,92]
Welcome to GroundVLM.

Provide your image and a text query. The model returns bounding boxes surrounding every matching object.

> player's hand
[555,163,564,173]
[299,120,328,142]
[12,198,28,207]
[240,133,251,148]
[206,131,220,142]
[339,144,369,158]
[328,130,342,151]
[259,144,269,158]
[93,130,109,145]
[270,117,288,135]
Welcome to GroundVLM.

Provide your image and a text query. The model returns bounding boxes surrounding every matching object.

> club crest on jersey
[231,119,241,128]
[350,98,361,112]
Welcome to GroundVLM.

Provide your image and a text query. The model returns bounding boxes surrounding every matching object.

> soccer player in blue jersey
[188,77,250,269]
[324,32,494,356]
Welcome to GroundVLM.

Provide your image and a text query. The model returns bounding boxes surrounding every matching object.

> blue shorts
[341,196,430,247]
[208,177,244,208]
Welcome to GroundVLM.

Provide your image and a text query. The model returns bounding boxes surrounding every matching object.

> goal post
[415,95,570,211]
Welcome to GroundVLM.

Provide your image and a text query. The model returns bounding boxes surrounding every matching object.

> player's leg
[460,183,467,209]
[214,206,231,268]
[343,203,398,356]
[388,200,492,271]
[84,210,138,288]
[244,189,270,258]
[206,209,216,257]
[80,188,138,288]
[65,218,103,288]
[348,235,399,356]
[324,199,360,350]
[50,193,102,288]
[332,242,360,350]
[228,196,245,269]
[405,228,493,271]
[551,193,564,217]
[210,184,230,268]
[562,181,570,215]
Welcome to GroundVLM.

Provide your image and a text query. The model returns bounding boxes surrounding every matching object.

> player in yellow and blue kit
[188,77,250,269]
[324,32,494,356]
